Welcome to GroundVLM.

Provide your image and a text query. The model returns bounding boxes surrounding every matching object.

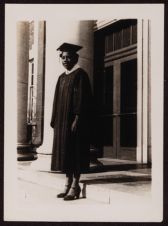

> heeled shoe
[64,185,81,201]
[57,185,71,198]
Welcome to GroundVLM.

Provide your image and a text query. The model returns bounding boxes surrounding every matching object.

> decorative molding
[104,44,137,62]
[94,19,119,31]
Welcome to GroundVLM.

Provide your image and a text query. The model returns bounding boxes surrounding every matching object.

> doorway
[93,19,137,161]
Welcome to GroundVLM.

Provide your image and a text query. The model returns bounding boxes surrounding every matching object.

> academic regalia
[50,67,92,173]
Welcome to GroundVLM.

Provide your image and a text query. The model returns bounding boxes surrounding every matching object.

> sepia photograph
[4,4,164,222]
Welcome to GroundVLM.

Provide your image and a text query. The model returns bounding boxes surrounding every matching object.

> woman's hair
[60,52,78,57]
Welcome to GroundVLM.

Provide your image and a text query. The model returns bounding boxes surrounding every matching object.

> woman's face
[61,51,77,71]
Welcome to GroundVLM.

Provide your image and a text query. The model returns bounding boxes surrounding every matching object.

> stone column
[17,21,46,161]
[77,21,94,89]
[32,21,46,147]
[137,19,151,164]
[17,22,37,161]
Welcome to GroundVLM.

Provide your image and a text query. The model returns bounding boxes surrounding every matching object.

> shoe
[57,185,71,198]
[64,185,81,201]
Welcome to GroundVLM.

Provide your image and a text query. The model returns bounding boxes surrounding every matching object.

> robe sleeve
[50,77,60,128]
[73,71,92,116]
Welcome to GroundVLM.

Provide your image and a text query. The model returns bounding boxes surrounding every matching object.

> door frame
[94,19,151,163]
[136,19,151,163]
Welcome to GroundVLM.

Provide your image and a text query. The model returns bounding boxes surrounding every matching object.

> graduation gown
[50,68,92,173]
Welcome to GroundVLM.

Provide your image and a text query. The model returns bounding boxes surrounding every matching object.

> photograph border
[1,0,168,225]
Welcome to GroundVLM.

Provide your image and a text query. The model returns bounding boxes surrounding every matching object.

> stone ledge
[18,158,151,204]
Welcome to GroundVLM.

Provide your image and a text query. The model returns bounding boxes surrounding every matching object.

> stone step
[18,159,151,204]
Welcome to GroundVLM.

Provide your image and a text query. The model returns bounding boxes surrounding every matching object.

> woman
[50,43,92,201]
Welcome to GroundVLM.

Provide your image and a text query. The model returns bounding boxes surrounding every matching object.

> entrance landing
[89,157,151,173]
[18,154,151,204]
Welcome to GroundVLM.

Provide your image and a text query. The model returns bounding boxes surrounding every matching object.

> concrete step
[18,156,151,204]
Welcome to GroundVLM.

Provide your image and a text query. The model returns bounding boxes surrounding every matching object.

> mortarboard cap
[57,42,83,53]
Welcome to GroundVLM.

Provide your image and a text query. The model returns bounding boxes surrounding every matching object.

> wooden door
[103,56,137,160]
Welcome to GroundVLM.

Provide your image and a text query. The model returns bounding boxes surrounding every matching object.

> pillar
[17,21,46,161]
[137,19,151,164]
[17,22,37,161]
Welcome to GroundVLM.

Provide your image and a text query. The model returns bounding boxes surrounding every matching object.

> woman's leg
[65,172,73,187]
[64,171,81,200]
[57,172,73,198]
[71,172,80,188]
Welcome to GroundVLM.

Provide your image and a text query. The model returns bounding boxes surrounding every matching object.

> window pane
[101,116,113,145]
[122,26,131,47]
[120,59,137,147]
[104,19,137,53]
[132,23,137,44]
[120,114,137,147]
[114,29,122,51]
[120,59,137,113]
[105,33,113,53]
[103,66,113,114]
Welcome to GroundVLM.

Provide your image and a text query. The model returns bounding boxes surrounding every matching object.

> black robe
[50,68,92,173]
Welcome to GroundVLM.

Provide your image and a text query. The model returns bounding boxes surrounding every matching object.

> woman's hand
[71,115,79,132]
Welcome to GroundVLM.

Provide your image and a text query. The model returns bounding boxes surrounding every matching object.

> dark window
[113,29,122,50]
[105,33,114,52]
[120,114,137,147]
[122,25,131,47]
[103,66,113,114]
[120,59,137,113]
[105,19,137,53]
[132,23,137,44]
[102,116,113,145]
[120,59,137,147]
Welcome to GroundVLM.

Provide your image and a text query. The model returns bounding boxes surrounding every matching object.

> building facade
[17,19,151,165]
